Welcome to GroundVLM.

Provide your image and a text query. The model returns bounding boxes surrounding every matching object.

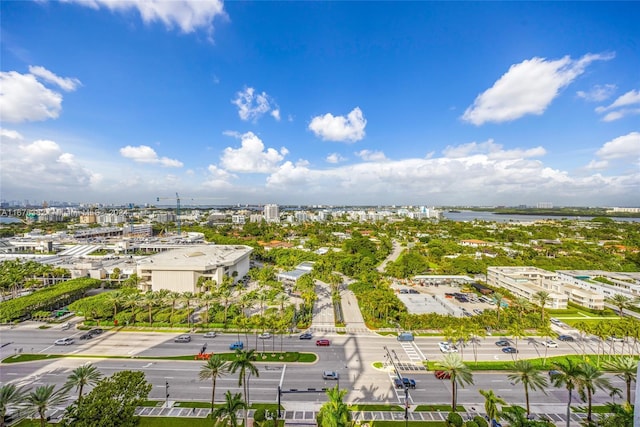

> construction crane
[156,193,226,236]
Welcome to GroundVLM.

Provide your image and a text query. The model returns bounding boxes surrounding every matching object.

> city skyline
[1,1,639,207]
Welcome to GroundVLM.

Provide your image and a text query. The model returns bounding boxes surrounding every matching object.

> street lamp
[165,380,170,408]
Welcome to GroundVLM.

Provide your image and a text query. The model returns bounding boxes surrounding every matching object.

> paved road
[1,326,634,410]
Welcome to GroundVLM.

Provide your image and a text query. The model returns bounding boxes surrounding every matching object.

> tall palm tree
[507,322,525,360]
[499,405,531,427]
[467,322,486,365]
[602,356,637,405]
[24,385,68,427]
[507,360,548,416]
[532,290,550,322]
[64,363,102,403]
[578,362,612,423]
[198,355,229,413]
[104,290,124,322]
[317,385,350,427]
[229,348,260,427]
[479,389,506,424]
[0,384,28,427]
[142,291,158,325]
[180,291,197,329]
[436,353,474,412]
[550,358,585,427]
[606,294,632,317]
[493,292,504,325]
[211,391,246,426]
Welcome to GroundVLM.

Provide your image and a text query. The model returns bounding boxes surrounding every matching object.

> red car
[315,339,330,346]
[434,370,451,380]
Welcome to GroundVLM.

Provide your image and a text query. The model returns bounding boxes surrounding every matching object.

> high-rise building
[263,204,280,223]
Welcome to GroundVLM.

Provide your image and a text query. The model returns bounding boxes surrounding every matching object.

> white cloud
[119,145,183,167]
[462,52,615,125]
[308,107,367,142]
[326,153,346,164]
[355,149,387,161]
[202,165,235,189]
[576,84,616,102]
[443,140,546,160]
[62,0,225,36]
[0,67,81,123]
[231,87,280,122]
[595,89,640,122]
[0,138,99,195]
[220,131,288,173]
[596,132,640,161]
[0,128,24,140]
[28,66,81,91]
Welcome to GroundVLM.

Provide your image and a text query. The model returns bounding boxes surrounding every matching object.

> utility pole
[165,380,170,407]
[384,346,410,426]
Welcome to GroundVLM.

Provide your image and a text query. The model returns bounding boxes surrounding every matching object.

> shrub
[473,415,489,427]
[446,411,464,427]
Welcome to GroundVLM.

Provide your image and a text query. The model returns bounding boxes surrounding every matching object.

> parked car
[502,346,518,354]
[322,371,339,380]
[542,340,558,348]
[203,331,217,338]
[434,370,451,380]
[299,332,313,340]
[557,335,574,342]
[495,340,510,347]
[229,341,244,350]
[54,338,74,346]
[174,334,191,343]
[316,339,330,346]
[607,336,625,342]
[258,332,272,339]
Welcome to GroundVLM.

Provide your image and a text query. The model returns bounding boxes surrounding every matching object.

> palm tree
[64,363,102,403]
[578,362,612,423]
[0,384,28,427]
[537,323,557,366]
[499,405,531,427]
[211,391,246,426]
[479,389,506,425]
[317,385,351,427]
[198,355,229,413]
[550,358,584,427]
[533,290,550,323]
[606,294,632,317]
[507,322,525,360]
[180,291,197,329]
[467,322,486,365]
[103,290,124,321]
[229,348,259,427]
[142,291,158,325]
[436,353,474,411]
[24,385,68,427]
[507,360,548,416]
[493,292,504,325]
[602,356,637,405]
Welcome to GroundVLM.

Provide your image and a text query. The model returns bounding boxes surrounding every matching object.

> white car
[607,336,625,342]
[54,338,74,346]
[203,331,217,338]
[258,332,272,339]
[438,341,458,353]
[542,340,558,348]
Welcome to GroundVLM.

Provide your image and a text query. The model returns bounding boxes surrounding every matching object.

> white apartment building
[556,270,640,301]
[263,204,280,223]
[487,266,607,310]
[487,266,568,309]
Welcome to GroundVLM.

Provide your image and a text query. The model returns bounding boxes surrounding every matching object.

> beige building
[137,244,253,293]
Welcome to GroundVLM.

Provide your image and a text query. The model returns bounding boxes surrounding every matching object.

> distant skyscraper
[263,204,280,223]
[537,202,553,209]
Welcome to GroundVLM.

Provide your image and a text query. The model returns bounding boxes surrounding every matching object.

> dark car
[316,339,330,346]
[299,332,313,340]
[88,328,103,336]
[434,370,451,380]
[495,340,510,347]
[79,333,93,340]
[502,346,518,354]
[557,335,574,342]
[548,369,561,378]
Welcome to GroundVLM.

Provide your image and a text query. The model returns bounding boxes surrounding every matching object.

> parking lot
[392,277,495,317]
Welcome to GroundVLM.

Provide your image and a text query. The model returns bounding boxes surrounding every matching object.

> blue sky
[1,1,639,207]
